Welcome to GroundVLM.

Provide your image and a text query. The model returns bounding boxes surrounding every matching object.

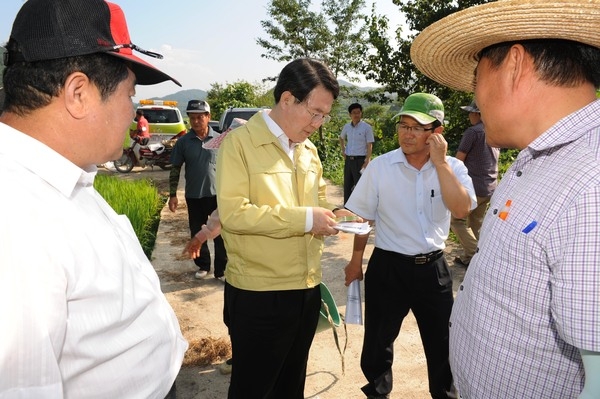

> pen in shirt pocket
[522,220,538,234]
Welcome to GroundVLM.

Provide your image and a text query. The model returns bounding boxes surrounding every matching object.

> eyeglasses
[298,101,331,125]
[397,123,436,135]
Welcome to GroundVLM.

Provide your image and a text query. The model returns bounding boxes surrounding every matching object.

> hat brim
[394,110,437,125]
[186,110,210,114]
[410,0,600,92]
[109,52,181,87]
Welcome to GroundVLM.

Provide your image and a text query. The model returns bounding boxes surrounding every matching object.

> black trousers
[224,283,320,399]
[360,247,455,399]
[343,155,366,204]
[185,196,227,277]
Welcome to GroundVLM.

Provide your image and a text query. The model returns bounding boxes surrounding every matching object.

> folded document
[333,221,372,235]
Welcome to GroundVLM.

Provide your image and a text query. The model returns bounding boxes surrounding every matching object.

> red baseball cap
[5,0,181,87]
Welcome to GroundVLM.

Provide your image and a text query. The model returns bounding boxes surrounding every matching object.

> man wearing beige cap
[411,1,600,397]
[0,0,186,397]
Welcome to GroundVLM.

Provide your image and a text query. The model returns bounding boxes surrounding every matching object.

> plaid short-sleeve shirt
[450,100,600,398]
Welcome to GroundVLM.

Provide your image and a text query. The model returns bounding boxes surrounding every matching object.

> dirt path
[104,166,466,399]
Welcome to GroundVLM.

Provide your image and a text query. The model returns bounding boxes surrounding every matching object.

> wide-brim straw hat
[410,0,600,93]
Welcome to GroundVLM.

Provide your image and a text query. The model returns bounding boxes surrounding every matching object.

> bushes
[94,174,164,258]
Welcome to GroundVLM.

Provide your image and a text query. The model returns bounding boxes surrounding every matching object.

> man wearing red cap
[0,0,186,398]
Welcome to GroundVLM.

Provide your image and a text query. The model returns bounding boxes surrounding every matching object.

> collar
[191,127,213,141]
[390,148,433,171]
[527,99,600,154]
[1,123,95,197]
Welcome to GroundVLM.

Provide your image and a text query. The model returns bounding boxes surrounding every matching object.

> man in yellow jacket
[216,58,358,399]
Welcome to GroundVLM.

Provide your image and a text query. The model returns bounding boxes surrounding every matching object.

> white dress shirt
[346,148,476,254]
[0,123,187,398]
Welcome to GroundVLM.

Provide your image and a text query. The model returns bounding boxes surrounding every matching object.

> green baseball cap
[394,93,444,125]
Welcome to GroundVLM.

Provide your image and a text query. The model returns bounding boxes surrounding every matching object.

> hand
[333,208,363,223]
[311,207,338,236]
[344,259,364,286]
[168,196,178,212]
[182,235,204,259]
[426,133,448,166]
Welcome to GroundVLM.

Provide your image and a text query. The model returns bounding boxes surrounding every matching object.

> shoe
[366,395,389,399]
[454,257,470,267]
[195,270,208,279]
[215,275,226,283]
[218,358,232,375]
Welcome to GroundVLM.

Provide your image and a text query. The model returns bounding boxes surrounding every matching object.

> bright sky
[0,0,406,101]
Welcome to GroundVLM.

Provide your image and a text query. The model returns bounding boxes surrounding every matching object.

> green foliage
[94,175,164,258]
[258,0,328,63]
[207,81,272,120]
[359,0,494,143]
[258,0,368,82]
[315,131,345,185]
[314,102,346,185]
[362,0,493,95]
[315,101,399,184]
[498,148,519,178]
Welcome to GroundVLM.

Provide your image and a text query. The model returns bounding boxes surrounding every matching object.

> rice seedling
[94,174,164,258]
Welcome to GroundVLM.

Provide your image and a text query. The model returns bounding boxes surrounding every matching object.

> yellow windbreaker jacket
[216,111,337,291]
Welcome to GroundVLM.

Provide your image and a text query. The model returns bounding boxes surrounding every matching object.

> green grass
[94,175,165,258]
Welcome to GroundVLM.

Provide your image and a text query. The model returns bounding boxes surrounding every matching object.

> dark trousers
[343,155,366,204]
[185,196,227,277]
[360,248,455,399]
[224,283,321,399]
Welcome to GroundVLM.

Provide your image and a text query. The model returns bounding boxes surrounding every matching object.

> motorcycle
[113,137,174,173]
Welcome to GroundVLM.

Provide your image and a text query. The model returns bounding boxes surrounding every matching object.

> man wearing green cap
[344,93,476,399]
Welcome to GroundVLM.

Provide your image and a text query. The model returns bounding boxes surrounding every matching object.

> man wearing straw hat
[411,1,600,397]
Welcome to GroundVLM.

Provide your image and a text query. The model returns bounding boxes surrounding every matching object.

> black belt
[347,155,366,160]
[397,250,443,265]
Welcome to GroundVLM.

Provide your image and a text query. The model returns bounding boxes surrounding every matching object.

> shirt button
[460,285,464,291]
[493,209,498,215]
[516,171,523,177]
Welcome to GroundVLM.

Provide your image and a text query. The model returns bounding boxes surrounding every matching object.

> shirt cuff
[305,207,313,233]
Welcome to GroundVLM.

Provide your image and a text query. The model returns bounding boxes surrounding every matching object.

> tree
[206,81,271,120]
[257,0,368,82]
[360,0,493,147]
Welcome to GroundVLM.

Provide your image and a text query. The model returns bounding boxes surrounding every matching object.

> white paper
[345,279,363,325]
[333,222,372,235]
